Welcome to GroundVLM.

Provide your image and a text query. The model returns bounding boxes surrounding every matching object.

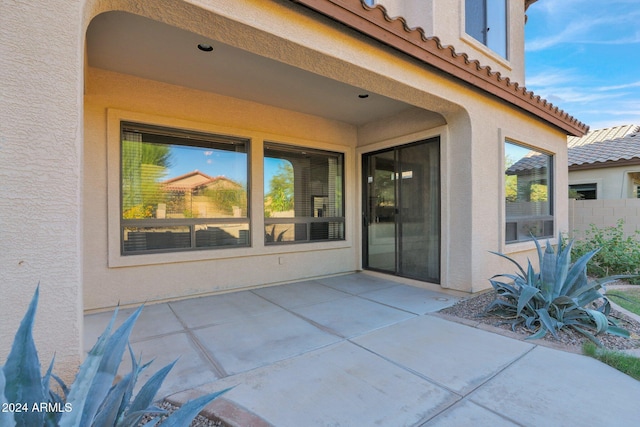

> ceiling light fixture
[197,43,213,52]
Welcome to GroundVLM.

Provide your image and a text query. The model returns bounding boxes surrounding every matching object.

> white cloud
[596,81,640,92]
[203,151,213,156]
[526,3,640,51]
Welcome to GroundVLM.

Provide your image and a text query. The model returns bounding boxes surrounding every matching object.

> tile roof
[567,124,639,148]
[569,127,640,168]
[291,0,588,136]
[506,151,548,175]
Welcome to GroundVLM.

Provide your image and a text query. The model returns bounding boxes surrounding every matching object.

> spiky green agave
[485,237,631,346]
[1,286,230,427]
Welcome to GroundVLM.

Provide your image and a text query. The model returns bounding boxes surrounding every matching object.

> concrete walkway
[84,273,640,426]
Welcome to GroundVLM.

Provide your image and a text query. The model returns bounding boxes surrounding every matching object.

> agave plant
[485,237,631,346]
[1,286,230,427]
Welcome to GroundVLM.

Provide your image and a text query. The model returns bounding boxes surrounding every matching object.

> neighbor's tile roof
[291,0,588,136]
[568,124,639,148]
[569,127,640,168]
[506,151,548,175]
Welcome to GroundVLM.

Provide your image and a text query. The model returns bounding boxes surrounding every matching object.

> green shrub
[485,237,630,346]
[570,219,640,282]
[1,287,230,427]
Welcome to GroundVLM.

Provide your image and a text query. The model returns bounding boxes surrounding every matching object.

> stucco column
[0,1,84,381]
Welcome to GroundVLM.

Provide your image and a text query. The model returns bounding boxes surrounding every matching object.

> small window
[505,141,553,243]
[569,183,597,200]
[264,143,345,244]
[465,0,507,58]
[120,122,250,254]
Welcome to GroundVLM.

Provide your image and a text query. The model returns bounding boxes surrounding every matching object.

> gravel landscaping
[437,286,640,353]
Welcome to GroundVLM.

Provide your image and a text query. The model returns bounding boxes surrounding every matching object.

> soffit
[291,0,588,136]
[86,11,417,127]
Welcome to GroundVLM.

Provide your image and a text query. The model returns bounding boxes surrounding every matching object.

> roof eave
[569,158,640,171]
[290,0,588,137]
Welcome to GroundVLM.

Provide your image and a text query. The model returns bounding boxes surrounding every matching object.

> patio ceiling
[86,11,415,126]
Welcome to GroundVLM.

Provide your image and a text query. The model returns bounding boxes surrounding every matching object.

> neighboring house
[1,0,586,377]
[568,125,640,199]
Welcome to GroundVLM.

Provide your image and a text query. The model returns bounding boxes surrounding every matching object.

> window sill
[108,240,352,268]
[503,236,558,256]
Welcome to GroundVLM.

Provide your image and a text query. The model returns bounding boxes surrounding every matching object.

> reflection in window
[465,0,507,58]
[264,143,344,244]
[505,141,553,243]
[120,122,249,254]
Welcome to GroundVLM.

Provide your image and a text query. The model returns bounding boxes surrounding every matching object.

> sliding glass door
[363,138,440,282]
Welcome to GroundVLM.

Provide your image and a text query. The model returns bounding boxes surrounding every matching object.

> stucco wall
[0,0,84,380]
[569,165,640,199]
[84,67,362,310]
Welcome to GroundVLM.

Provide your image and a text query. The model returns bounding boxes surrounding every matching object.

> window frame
[464,0,508,59]
[119,122,251,255]
[504,140,554,244]
[263,142,346,245]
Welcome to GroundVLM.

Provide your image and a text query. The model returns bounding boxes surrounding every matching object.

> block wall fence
[568,198,640,239]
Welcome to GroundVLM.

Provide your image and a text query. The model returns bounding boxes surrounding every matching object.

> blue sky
[524,0,640,130]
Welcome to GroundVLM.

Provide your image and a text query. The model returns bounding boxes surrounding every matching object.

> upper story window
[505,141,553,243]
[465,0,507,58]
[120,122,249,254]
[264,143,345,244]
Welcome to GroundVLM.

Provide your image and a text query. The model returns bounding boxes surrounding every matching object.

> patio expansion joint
[345,336,465,398]
[249,289,349,339]
[414,395,527,427]
[166,303,230,378]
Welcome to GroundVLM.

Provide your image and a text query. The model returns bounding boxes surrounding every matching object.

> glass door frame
[361,137,441,283]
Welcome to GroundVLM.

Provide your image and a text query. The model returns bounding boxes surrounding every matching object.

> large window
[120,122,249,254]
[505,141,553,243]
[465,0,507,58]
[264,143,344,244]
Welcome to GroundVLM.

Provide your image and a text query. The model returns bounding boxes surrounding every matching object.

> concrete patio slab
[291,295,415,338]
[82,273,640,427]
[122,332,220,397]
[83,302,183,351]
[168,291,281,328]
[422,399,519,426]
[361,284,460,314]
[469,345,640,426]
[315,274,398,294]
[251,280,350,309]
[173,341,458,427]
[352,315,534,394]
[192,309,341,375]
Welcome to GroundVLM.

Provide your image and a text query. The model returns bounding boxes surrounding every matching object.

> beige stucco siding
[0,0,85,380]
[84,67,361,310]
